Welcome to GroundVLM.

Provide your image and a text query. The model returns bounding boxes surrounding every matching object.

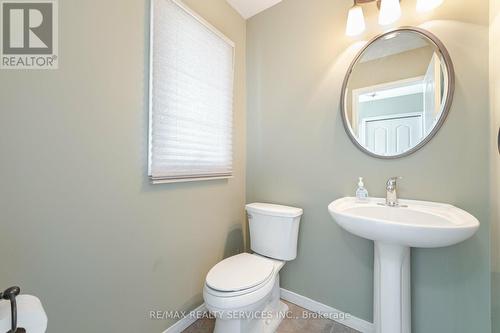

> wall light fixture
[345,0,444,36]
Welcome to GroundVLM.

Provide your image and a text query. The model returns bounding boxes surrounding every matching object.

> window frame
[148,0,236,184]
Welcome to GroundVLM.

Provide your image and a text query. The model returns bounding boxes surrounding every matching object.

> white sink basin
[327,197,479,333]
[328,197,479,248]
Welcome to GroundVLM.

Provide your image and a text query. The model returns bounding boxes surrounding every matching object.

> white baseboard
[162,303,207,333]
[280,288,375,333]
[162,290,374,333]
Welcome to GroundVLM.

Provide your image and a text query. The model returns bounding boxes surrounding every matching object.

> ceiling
[226,0,283,19]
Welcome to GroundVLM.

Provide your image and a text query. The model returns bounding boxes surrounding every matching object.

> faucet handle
[387,176,403,188]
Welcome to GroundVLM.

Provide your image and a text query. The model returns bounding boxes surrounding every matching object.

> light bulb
[416,0,444,12]
[346,4,366,37]
[378,0,401,26]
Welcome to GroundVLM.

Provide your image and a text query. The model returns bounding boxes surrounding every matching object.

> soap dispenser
[356,177,369,202]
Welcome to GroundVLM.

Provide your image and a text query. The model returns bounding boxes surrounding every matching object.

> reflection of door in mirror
[423,53,442,135]
[361,113,423,155]
[353,77,426,156]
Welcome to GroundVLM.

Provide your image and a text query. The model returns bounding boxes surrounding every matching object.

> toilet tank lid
[246,203,303,218]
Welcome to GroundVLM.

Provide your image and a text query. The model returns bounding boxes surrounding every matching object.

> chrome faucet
[386,177,403,207]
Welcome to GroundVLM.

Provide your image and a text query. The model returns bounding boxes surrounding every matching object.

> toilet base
[212,277,287,333]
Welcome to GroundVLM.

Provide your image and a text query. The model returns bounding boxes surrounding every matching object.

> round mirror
[341,27,455,159]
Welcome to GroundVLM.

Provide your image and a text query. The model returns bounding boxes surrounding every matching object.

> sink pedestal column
[374,242,411,333]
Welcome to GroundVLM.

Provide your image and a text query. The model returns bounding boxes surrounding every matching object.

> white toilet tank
[246,203,303,261]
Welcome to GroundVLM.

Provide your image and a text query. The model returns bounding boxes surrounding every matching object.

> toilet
[203,203,303,333]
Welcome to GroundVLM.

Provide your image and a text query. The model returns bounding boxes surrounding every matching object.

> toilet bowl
[203,203,303,333]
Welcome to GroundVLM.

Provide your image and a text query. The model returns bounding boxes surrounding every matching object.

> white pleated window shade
[149,0,235,183]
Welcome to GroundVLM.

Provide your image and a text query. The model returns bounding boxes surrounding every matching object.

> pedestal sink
[328,197,479,333]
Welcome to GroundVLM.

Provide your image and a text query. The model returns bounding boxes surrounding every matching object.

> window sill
[150,175,233,185]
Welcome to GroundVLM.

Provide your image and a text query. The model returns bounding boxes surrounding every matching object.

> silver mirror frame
[340,27,455,159]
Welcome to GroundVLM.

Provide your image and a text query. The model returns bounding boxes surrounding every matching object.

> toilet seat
[203,272,277,312]
[204,254,285,312]
[206,253,275,293]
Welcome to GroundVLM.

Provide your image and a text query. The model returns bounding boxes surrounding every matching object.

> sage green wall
[490,0,500,330]
[246,0,491,332]
[0,0,246,332]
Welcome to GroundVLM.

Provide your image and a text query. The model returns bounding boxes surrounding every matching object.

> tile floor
[182,300,359,333]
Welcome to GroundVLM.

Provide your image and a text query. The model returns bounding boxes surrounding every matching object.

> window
[148,0,235,184]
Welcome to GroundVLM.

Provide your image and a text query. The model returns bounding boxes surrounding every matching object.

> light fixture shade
[378,0,401,25]
[416,0,444,12]
[346,5,366,37]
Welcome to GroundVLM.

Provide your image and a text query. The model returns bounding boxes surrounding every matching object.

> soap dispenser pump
[356,177,369,202]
